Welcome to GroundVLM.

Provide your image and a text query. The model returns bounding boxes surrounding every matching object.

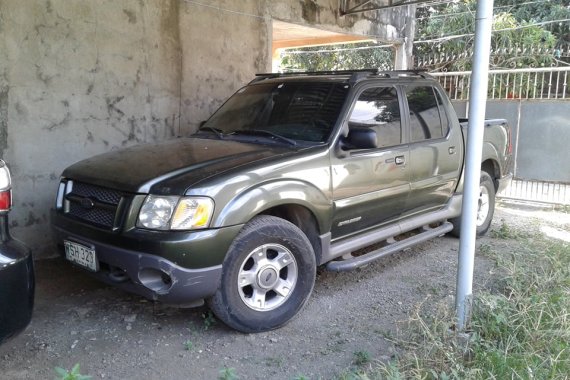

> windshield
[201,81,350,144]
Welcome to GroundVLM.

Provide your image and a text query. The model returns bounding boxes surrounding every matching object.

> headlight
[171,197,214,230]
[137,195,214,230]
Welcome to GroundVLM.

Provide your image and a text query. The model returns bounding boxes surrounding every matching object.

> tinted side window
[407,86,443,142]
[349,87,401,148]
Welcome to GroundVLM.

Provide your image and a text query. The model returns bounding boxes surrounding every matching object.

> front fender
[212,179,332,233]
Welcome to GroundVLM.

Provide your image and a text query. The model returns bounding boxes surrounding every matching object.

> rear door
[330,85,410,239]
[404,84,463,216]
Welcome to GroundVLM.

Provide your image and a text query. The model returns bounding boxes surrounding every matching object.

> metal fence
[430,66,570,205]
[416,46,570,71]
[499,179,570,205]
[431,66,570,100]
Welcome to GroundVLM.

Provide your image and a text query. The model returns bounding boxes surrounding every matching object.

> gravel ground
[1,203,568,380]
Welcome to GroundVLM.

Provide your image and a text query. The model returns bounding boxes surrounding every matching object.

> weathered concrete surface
[179,1,272,134]
[0,0,414,258]
[1,0,182,257]
[180,0,416,133]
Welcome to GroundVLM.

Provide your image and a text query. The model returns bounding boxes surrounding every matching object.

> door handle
[395,155,406,165]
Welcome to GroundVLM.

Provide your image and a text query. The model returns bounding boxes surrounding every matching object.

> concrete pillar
[393,5,415,70]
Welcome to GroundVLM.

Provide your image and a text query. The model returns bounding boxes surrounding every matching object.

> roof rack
[250,69,431,84]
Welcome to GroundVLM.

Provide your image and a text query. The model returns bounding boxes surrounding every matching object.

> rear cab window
[406,85,450,142]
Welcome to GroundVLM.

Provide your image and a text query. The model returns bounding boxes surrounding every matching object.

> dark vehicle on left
[0,159,34,344]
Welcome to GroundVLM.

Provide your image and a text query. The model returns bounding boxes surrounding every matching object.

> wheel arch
[481,158,500,191]
[259,204,324,266]
[212,180,331,263]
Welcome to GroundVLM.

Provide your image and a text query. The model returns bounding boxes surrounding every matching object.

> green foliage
[495,0,570,42]
[218,367,238,380]
[279,1,569,73]
[478,243,493,256]
[264,356,285,368]
[183,339,193,351]
[202,310,217,330]
[337,369,373,380]
[468,236,570,379]
[279,42,394,72]
[363,229,570,379]
[415,0,568,71]
[353,350,372,366]
[490,220,519,240]
[54,364,91,380]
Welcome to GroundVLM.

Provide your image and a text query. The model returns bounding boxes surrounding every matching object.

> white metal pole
[456,0,494,331]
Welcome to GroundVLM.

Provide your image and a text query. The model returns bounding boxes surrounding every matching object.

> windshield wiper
[198,126,224,139]
[231,129,297,147]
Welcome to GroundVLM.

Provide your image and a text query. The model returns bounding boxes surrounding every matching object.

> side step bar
[326,222,453,272]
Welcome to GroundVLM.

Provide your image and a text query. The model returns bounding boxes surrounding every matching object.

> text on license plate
[64,240,98,272]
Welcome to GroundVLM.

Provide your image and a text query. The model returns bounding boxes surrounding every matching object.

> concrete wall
[453,100,570,183]
[0,0,413,258]
[179,0,415,133]
[179,1,272,135]
[1,0,182,257]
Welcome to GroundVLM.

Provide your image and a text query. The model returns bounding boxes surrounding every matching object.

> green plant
[478,243,493,255]
[353,351,372,366]
[367,229,570,379]
[491,220,518,239]
[202,310,217,330]
[264,356,284,368]
[54,364,91,380]
[183,339,193,351]
[337,369,372,380]
[218,366,238,380]
[292,375,310,380]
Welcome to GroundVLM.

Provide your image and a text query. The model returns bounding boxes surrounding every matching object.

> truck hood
[62,138,293,194]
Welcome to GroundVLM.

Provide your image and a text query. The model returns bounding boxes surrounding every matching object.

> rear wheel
[208,215,316,333]
[451,171,496,237]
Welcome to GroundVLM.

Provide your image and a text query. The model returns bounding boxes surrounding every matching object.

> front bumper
[61,235,222,304]
[52,212,243,304]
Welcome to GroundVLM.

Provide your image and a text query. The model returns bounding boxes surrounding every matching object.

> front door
[331,86,411,239]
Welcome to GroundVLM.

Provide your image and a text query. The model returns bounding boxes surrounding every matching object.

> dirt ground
[1,202,568,380]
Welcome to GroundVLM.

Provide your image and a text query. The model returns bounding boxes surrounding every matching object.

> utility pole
[456,0,495,331]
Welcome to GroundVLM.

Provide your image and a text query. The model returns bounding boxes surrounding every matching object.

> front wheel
[451,171,496,237]
[208,215,316,333]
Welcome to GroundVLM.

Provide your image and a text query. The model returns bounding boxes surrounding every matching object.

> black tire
[451,171,496,237]
[208,215,316,333]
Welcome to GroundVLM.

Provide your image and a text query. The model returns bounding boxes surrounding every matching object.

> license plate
[64,240,99,272]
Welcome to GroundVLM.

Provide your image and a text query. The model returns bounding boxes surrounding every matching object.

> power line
[183,0,270,20]
[282,17,570,54]
[415,18,570,44]
[417,0,556,20]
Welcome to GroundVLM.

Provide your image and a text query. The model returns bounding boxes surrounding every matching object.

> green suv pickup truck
[52,70,512,332]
